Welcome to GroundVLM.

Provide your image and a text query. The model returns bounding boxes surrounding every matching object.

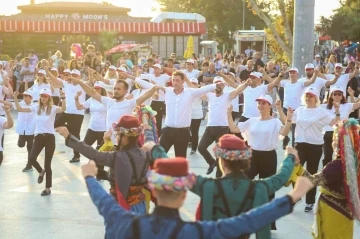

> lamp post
[292,0,315,76]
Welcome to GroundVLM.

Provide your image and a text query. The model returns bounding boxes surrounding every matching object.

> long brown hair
[37,96,54,115]
[326,92,346,109]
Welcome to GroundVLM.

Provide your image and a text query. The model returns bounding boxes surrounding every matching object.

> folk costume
[65,115,154,214]
[149,134,296,239]
[85,157,297,239]
[287,119,360,239]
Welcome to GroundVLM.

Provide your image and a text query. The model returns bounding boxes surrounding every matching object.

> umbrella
[105,44,152,55]
[183,35,194,59]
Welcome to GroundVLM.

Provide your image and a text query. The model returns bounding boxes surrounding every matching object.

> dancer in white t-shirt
[0,104,14,166]
[291,87,340,213]
[13,88,66,196]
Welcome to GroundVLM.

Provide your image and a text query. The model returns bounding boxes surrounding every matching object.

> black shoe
[304,204,314,212]
[69,157,80,163]
[37,170,45,184]
[190,150,196,155]
[22,165,33,172]
[41,189,51,196]
[206,163,216,175]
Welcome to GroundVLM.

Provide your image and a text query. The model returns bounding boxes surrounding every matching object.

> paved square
[0,112,359,238]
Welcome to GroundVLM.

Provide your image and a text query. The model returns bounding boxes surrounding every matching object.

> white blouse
[292,106,333,145]
[30,105,58,135]
[14,101,36,135]
[82,98,107,132]
[322,103,354,132]
[237,118,283,151]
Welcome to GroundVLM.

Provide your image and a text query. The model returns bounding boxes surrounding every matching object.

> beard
[306,72,313,78]
[215,88,223,94]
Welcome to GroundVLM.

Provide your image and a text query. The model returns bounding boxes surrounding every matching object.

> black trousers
[159,127,190,157]
[246,149,277,229]
[52,96,60,106]
[283,108,296,147]
[150,101,164,136]
[198,126,229,177]
[83,129,107,179]
[190,119,202,152]
[18,134,34,166]
[296,142,323,204]
[55,113,84,158]
[30,134,56,188]
[323,131,333,167]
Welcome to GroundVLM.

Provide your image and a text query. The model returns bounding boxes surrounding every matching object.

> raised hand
[286,107,294,120]
[13,91,19,98]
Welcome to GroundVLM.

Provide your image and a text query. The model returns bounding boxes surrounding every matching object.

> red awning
[0,20,206,34]
[105,44,151,54]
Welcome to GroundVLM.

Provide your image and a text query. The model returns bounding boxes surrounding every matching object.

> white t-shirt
[100,97,137,130]
[242,85,268,118]
[280,80,305,110]
[237,118,283,151]
[300,77,326,95]
[82,98,107,132]
[292,106,333,145]
[182,69,200,80]
[0,116,6,151]
[29,83,51,101]
[30,105,58,135]
[191,97,203,119]
[132,88,152,106]
[14,101,36,135]
[62,81,86,115]
[206,91,231,126]
[334,74,351,93]
[321,103,354,132]
[148,74,171,101]
[224,86,239,112]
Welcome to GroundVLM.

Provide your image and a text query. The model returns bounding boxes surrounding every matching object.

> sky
[0,0,340,23]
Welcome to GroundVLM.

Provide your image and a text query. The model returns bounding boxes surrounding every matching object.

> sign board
[45,13,109,21]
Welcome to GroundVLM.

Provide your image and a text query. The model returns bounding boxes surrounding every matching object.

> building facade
[0,1,206,59]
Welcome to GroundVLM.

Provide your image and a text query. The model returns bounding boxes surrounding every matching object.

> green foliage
[0,54,11,61]
[320,0,360,41]
[98,31,118,52]
[156,0,265,48]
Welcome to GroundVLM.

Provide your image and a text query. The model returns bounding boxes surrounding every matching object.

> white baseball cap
[108,65,117,70]
[315,54,321,58]
[39,88,52,97]
[190,78,199,84]
[305,63,315,69]
[63,69,71,74]
[304,87,319,97]
[153,63,162,69]
[139,74,149,81]
[228,72,235,78]
[71,69,81,76]
[186,59,195,64]
[37,69,46,75]
[249,72,263,79]
[255,95,273,105]
[22,90,33,98]
[329,85,345,95]
[117,66,127,72]
[94,81,106,89]
[213,76,226,84]
[289,67,299,73]
[335,63,343,68]
[50,67,58,72]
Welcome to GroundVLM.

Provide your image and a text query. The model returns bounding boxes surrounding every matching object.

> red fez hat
[116,115,141,129]
[153,157,189,177]
[218,134,247,150]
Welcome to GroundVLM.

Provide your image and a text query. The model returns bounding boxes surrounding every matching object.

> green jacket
[190,154,296,239]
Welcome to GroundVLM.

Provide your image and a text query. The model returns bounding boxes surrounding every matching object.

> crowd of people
[0,45,360,238]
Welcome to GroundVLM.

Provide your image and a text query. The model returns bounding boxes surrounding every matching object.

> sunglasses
[305,93,315,97]
[332,92,343,96]
[250,76,257,79]
[336,67,342,69]
[40,94,49,98]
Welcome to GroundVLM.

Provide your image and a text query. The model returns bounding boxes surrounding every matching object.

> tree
[320,0,360,42]
[156,0,265,49]
[246,0,294,61]
[98,31,118,52]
